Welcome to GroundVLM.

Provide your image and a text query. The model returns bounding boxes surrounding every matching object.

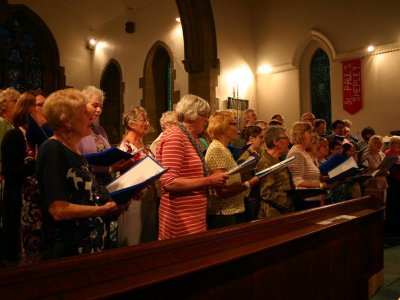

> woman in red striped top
[156,95,228,240]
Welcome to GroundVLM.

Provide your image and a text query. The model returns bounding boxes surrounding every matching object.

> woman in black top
[36,88,126,259]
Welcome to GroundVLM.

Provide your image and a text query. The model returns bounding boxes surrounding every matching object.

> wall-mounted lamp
[175,17,181,23]
[367,45,375,52]
[257,64,272,74]
[86,38,97,50]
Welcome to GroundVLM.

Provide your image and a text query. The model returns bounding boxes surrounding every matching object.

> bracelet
[244,181,251,189]
[319,182,324,189]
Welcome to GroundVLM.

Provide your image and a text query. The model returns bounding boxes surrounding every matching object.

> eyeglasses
[137,118,149,123]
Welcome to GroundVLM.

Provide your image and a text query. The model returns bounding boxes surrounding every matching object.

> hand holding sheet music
[106,155,168,205]
[323,156,361,183]
[227,156,257,175]
[255,156,296,179]
[84,147,143,167]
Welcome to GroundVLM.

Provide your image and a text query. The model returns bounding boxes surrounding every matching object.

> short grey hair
[175,94,210,122]
[123,106,147,130]
[159,111,177,130]
[82,86,105,102]
[389,136,400,147]
[264,125,286,149]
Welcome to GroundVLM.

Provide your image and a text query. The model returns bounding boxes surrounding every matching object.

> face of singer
[249,132,264,150]
[86,95,103,123]
[371,140,383,153]
[226,118,239,141]
[303,130,315,148]
[131,113,150,137]
[192,113,209,136]
[71,104,92,139]
[276,133,290,154]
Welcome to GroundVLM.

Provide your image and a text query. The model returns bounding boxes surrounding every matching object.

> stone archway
[100,59,123,145]
[175,0,219,112]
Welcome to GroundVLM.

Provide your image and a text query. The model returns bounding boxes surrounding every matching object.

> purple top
[78,125,111,174]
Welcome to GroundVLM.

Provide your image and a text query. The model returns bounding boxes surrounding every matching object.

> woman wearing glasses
[205,110,259,229]
[117,106,157,246]
[256,125,293,219]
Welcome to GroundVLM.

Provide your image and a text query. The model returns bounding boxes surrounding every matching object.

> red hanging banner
[342,59,362,114]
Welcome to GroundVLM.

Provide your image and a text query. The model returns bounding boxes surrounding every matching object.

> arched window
[310,48,332,128]
[0,3,64,92]
[141,41,175,143]
[297,31,335,128]
[100,59,123,145]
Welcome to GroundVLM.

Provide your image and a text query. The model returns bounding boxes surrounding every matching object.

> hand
[323,182,335,189]
[111,158,139,173]
[248,176,260,187]
[103,201,130,216]
[208,170,228,186]
[378,168,390,176]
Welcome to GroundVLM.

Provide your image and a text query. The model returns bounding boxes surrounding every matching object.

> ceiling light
[86,38,97,50]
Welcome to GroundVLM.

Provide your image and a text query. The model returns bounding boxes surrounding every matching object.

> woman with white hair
[78,86,129,186]
[156,94,228,240]
[77,86,132,249]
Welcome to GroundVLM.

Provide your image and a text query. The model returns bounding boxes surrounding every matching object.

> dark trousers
[207,213,245,230]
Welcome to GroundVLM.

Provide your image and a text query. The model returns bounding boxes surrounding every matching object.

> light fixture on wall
[86,38,97,50]
[367,45,375,52]
[257,64,272,74]
[176,17,181,23]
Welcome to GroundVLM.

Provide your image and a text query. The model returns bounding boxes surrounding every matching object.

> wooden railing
[0,192,384,299]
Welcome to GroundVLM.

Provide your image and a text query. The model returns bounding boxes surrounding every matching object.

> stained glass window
[0,16,43,92]
[310,48,332,129]
[166,59,172,111]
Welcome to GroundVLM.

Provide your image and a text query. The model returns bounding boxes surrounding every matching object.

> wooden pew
[0,193,383,299]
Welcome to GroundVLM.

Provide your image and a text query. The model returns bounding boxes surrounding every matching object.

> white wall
[211,0,257,110]
[90,0,186,109]
[252,0,400,136]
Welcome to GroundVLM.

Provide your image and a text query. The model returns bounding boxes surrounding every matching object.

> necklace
[176,122,209,177]
[54,134,79,154]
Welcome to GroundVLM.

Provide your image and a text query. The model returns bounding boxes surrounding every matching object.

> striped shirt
[156,126,207,240]
[287,145,320,187]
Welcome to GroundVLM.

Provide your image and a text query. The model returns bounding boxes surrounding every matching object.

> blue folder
[84,147,133,167]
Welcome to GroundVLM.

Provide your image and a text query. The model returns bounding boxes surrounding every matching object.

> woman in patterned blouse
[256,125,293,219]
[117,106,157,245]
[205,111,259,229]
[36,89,126,259]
